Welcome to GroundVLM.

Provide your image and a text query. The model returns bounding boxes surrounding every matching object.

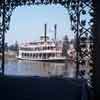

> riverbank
[0,50,17,59]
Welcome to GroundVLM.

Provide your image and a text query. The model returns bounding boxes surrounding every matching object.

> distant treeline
[0,41,18,52]
[0,42,8,52]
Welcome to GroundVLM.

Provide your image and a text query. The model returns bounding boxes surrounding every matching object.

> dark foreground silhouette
[0,75,92,100]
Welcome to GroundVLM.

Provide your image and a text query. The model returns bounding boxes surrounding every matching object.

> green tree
[15,41,18,51]
[70,35,78,50]
[62,35,69,57]
[8,41,18,51]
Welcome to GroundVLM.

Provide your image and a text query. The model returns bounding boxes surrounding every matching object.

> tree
[8,41,18,51]
[62,35,69,57]
[15,41,18,51]
[0,42,8,52]
[70,36,77,50]
[5,42,8,51]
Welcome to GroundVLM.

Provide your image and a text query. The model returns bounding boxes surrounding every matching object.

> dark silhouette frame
[0,0,96,88]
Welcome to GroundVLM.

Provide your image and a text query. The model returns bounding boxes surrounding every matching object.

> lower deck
[17,56,66,63]
[18,51,65,61]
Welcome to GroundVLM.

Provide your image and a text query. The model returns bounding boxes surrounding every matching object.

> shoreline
[0,51,17,59]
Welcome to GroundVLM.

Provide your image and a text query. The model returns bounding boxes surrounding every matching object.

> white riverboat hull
[16,56,66,63]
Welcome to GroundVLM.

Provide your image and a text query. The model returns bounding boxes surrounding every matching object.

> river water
[0,59,77,78]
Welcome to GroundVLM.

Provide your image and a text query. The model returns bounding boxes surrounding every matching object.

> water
[0,59,77,78]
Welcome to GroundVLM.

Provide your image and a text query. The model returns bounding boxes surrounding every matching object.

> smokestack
[44,24,47,42]
[54,24,57,42]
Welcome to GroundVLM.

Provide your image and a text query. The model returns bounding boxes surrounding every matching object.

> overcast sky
[6,4,74,45]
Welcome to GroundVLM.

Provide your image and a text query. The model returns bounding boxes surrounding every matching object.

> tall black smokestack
[44,24,47,42]
[54,24,57,42]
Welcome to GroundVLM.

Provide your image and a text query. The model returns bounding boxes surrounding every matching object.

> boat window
[35,48,37,51]
[24,53,26,57]
[48,47,50,50]
[39,54,41,57]
[33,54,35,58]
[26,53,29,57]
[22,53,24,56]
[30,53,32,57]
[50,47,53,50]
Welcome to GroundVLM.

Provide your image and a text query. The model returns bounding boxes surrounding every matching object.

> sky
[6,4,74,46]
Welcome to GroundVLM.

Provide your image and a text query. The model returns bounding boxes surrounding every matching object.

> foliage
[62,35,69,57]
[0,42,8,52]
[8,41,18,51]
[70,37,77,50]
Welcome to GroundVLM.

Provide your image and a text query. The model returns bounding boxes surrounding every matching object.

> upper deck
[18,40,63,52]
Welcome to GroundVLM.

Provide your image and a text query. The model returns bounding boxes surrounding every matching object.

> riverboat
[16,24,66,62]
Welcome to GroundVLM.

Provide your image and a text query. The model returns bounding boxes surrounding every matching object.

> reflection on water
[0,59,76,78]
